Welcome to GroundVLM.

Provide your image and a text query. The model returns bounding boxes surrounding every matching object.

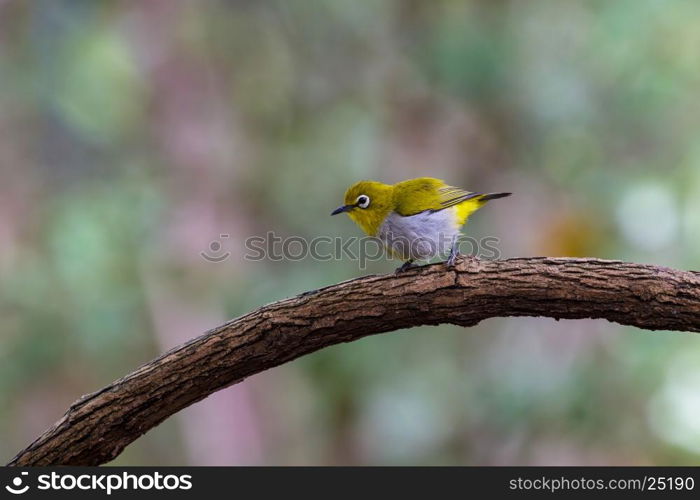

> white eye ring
[356,195,370,209]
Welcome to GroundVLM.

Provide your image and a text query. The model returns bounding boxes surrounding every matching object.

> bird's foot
[446,252,479,269]
[395,260,416,274]
[446,246,460,269]
[446,254,458,269]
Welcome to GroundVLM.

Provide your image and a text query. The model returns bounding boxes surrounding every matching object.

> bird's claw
[447,253,480,270]
[395,260,416,274]
[446,245,460,269]
[446,253,458,269]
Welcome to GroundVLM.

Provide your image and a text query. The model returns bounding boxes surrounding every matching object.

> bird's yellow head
[331,180,394,236]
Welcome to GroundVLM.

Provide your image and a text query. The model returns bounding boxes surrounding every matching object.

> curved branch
[8,257,700,466]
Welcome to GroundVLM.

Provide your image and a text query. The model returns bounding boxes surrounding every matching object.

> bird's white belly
[378,208,460,261]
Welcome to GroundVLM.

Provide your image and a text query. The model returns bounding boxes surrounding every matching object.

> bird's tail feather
[454,192,511,225]
[478,192,512,202]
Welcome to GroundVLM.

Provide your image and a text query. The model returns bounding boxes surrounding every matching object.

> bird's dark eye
[356,195,370,209]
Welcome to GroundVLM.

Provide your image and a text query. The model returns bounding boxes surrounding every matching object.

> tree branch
[8,257,700,466]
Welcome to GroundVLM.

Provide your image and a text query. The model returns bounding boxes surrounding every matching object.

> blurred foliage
[0,0,699,465]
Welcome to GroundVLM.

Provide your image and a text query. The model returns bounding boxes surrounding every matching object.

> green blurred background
[1,0,700,465]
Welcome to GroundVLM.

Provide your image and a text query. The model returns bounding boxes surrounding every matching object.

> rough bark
[8,257,700,466]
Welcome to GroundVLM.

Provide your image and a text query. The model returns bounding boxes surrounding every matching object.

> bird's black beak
[331,205,353,216]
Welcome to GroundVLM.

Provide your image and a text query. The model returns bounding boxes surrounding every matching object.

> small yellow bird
[332,177,511,272]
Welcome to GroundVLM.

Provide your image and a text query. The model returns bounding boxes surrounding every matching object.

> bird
[331,177,511,272]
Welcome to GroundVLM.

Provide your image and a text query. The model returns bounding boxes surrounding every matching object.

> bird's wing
[393,178,482,216]
[436,185,483,208]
